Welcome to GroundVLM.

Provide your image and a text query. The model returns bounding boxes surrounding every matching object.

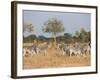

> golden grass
[23,46,91,69]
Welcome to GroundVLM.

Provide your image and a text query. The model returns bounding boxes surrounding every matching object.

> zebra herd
[23,42,51,56]
[56,42,90,56]
[23,41,91,57]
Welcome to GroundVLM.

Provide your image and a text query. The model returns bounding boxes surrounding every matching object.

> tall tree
[43,18,64,45]
[74,28,90,42]
[23,23,34,42]
[79,28,87,42]
[23,23,34,33]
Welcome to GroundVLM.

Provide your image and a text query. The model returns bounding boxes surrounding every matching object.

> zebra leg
[63,51,66,55]
[44,50,46,56]
[70,51,72,56]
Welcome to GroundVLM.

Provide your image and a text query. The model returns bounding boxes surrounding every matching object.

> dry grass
[23,46,91,69]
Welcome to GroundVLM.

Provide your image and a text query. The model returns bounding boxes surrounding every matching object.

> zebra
[81,43,91,56]
[37,42,52,55]
[62,46,70,56]
[69,47,82,56]
[23,44,39,56]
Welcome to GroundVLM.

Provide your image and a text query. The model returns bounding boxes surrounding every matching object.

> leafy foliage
[23,23,34,32]
[43,18,64,35]
[74,28,90,42]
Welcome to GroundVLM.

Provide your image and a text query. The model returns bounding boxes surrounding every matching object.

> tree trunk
[54,35,56,45]
[52,33,56,46]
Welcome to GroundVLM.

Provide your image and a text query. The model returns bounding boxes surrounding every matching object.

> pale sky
[23,10,91,37]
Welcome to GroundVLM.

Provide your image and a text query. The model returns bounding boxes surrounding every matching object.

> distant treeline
[23,30,90,43]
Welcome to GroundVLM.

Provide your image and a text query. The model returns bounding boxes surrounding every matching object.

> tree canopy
[42,18,64,44]
[43,18,64,35]
[23,23,34,32]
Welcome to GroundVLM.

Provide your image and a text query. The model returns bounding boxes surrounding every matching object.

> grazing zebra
[37,45,48,55]
[69,46,82,56]
[62,46,70,56]
[56,43,67,50]
[35,42,51,55]
[81,43,91,56]
[23,44,39,56]
[23,48,32,56]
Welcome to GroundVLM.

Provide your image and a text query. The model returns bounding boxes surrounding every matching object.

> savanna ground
[23,43,91,69]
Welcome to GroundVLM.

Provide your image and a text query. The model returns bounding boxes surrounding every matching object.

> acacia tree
[23,23,34,42]
[43,18,64,45]
[74,28,90,42]
[23,23,34,33]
